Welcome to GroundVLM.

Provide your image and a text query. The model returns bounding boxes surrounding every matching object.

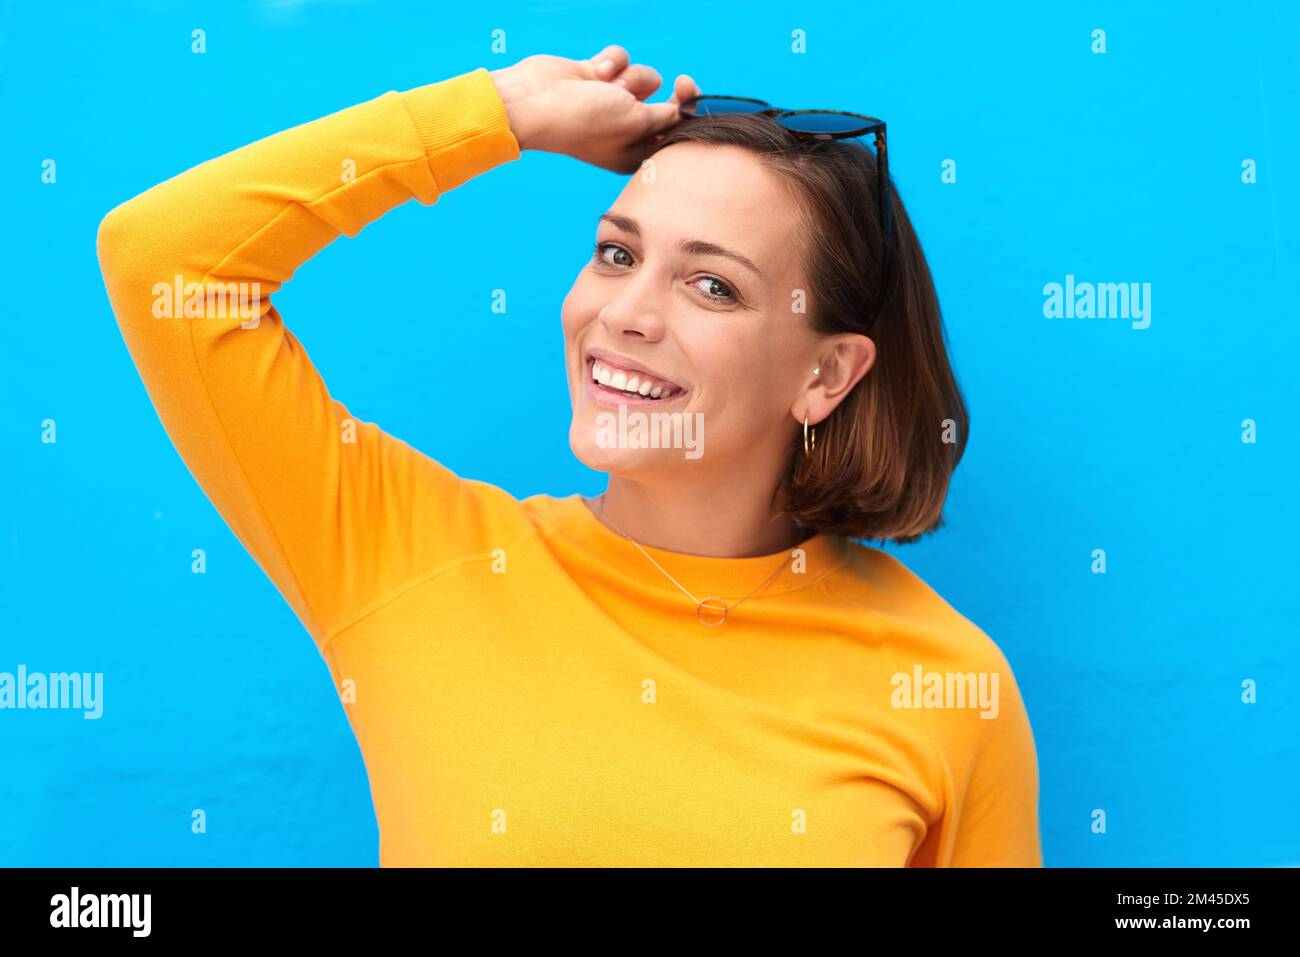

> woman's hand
[489,45,702,174]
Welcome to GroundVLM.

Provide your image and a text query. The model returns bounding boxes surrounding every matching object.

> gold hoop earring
[803,415,816,457]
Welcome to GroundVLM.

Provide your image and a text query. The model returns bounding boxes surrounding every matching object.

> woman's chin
[568,424,635,473]
[567,398,712,473]
[567,421,680,475]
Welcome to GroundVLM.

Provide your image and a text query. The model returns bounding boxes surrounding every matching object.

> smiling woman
[96,45,1041,867]
[565,116,966,547]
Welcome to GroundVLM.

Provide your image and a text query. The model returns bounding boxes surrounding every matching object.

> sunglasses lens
[682,97,770,116]
[776,111,872,135]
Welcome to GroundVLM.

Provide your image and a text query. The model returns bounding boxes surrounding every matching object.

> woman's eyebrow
[598,212,765,280]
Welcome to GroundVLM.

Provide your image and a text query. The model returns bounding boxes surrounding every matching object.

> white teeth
[589,358,677,400]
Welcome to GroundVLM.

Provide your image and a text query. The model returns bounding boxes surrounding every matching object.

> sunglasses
[679,94,894,330]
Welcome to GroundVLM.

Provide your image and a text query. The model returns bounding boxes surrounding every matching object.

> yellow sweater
[97,66,1042,867]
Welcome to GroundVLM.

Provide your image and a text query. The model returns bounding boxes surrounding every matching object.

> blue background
[2,0,1297,866]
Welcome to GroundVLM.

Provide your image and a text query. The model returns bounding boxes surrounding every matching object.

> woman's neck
[592,474,808,558]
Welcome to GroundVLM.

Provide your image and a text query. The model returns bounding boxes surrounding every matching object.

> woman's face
[561,143,823,480]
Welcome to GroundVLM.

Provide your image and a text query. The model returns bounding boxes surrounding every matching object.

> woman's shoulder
[830,541,1038,776]
[828,539,1018,673]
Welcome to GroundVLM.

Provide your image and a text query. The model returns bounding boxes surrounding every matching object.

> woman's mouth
[585,355,686,405]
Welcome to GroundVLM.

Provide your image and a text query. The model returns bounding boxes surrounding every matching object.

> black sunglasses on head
[679,94,894,331]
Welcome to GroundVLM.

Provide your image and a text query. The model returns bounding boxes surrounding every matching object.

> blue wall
[2,0,1297,866]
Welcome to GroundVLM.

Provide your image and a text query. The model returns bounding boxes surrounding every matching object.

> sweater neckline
[542,494,852,600]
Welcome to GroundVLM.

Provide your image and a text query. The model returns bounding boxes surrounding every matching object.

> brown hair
[648,114,969,545]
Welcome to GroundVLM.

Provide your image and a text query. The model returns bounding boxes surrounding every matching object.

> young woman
[97,45,1041,867]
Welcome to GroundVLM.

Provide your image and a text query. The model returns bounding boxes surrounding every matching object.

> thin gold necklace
[596,494,794,627]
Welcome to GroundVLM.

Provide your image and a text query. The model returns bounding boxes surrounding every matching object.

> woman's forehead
[616,147,804,274]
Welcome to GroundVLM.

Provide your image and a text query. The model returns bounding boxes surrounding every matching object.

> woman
[97,45,1041,867]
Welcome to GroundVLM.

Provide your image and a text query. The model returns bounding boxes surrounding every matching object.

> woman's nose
[598,272,667,340]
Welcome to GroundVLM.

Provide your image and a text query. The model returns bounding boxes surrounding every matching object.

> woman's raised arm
[96,51,692,651]
[96,67,529,650]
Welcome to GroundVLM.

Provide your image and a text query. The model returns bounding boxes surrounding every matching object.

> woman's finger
[667,73,703,106]
[637,100,685,139]
[590,45,630,79]
[612,64,663,101]
[616,100,689,172]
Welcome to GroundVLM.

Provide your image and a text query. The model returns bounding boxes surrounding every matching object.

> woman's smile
[582,349,689,408]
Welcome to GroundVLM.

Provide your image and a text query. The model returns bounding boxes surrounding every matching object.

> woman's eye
[592,242,737,304]
[692,276,736,302]
[593,242,633,268]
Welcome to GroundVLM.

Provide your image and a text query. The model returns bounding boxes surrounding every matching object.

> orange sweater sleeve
[946,661,1043,866]
[96,67,525,649]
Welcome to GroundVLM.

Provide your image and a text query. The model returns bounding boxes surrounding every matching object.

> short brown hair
[648,114,968,545]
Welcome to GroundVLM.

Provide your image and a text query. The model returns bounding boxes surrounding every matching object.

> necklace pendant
[696,597,728,627]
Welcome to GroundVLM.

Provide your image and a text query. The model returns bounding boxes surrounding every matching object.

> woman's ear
[793,333,876,426]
